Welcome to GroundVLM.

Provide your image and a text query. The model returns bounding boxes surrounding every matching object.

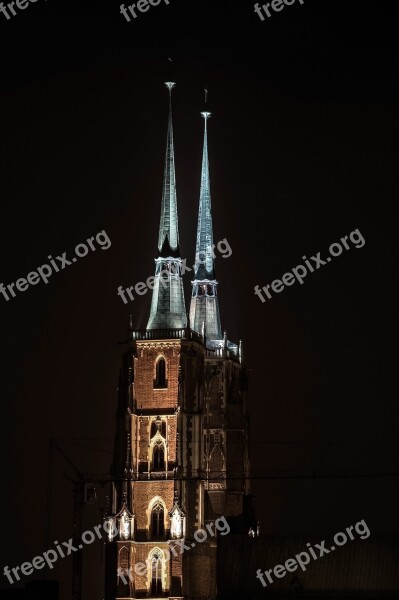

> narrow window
[150,551,162,594]
[151,504,165,538]
[154,357,167,388]
[152,443,165,471]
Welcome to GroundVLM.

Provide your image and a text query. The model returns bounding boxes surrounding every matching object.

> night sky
[1,0,398,598]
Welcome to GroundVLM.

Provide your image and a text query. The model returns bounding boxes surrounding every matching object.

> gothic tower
[104,84,252,600]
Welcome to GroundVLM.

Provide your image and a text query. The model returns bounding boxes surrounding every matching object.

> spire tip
[165,81,176,94]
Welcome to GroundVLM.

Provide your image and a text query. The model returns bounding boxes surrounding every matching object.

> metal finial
[204,87,208,104]
[165,81,176,94]
[165,82,175,113]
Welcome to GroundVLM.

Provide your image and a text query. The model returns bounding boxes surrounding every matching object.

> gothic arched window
[150,550,163,595]
[151,503,165,538]
[152,443,165,471]
[154,357,167,388]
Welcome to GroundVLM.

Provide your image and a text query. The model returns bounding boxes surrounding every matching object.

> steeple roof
[194,112,215,279]
[158,82,180,257]
[146,83,187,330]
[189,110,222,341]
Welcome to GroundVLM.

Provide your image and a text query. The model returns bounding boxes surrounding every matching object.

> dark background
[0,0,398,598]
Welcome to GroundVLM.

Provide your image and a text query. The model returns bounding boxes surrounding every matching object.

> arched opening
[154,357,167,388]
[209,444,224,480]
[152,442,165,471]
[151,502,165,538]
[150,549,163,596]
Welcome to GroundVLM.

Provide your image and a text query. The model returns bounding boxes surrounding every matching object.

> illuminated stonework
[169,492,186,539]
[104,84,253,600]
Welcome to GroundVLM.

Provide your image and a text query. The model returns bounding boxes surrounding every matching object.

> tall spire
[189,111,222,341]
[147,83,187,330]
[158,82,179,256]
[194,112,215,280]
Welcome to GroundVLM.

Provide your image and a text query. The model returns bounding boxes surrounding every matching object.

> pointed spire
[147,83,187,330]
[158,82,179,256]
[194,111,215,279]
[189,109,222,341]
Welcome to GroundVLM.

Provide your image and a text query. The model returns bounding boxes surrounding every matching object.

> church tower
[104,84,252,600]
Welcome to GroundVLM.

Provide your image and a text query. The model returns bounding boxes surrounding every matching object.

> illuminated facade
[104,83,252,600]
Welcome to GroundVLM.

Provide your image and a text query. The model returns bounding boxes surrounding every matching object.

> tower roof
[146,83,187,330]
[189,109,222,341]
[194,111,215,279]
[158,82,180,257]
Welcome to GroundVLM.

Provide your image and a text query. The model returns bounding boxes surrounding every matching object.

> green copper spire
[158,82,179,256]
[190,111,222,341]
[147,83,187,330]
[194,112,215,279]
